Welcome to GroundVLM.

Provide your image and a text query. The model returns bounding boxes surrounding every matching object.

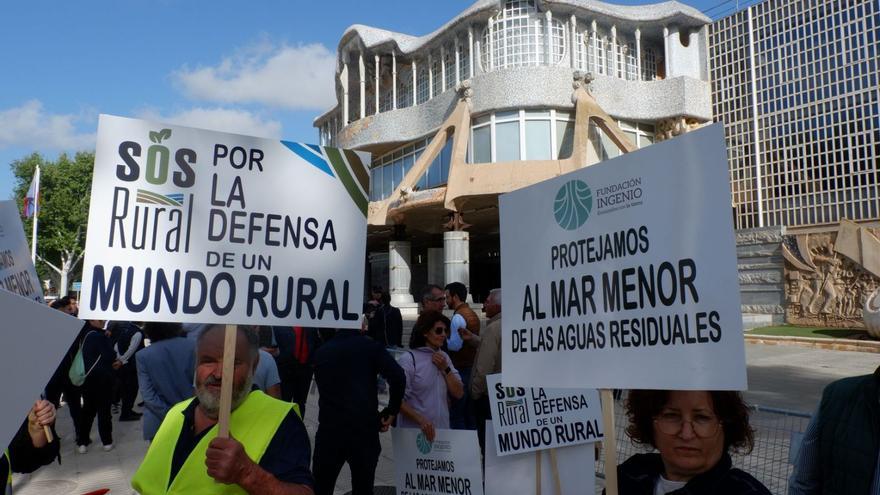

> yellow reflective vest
[131,391,295,495]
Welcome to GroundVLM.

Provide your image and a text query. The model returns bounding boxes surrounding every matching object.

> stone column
[389,240,414,306]
[358,51,366,119]
[412,60,418,104]
[663,26,671,78]
[374,54,380,113]
[392,51,398,110]
[610,25,618,78]
[591,20,598,74]
[441,45,447,91]
[635,28,642,81]
[487,18,494,71]
[444,231,470,295]
[468,26,474,77]
[428,53,434,97]
[545,11,553,65]
[454,36,461,85]
[570,15,577,68]
[341,61,349,124]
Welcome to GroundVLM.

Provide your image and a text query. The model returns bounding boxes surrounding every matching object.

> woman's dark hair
[624,390,755,454]
[409,310,450,349]
[142,322,183,342]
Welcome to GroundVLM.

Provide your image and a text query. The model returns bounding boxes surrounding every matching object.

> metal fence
[596,400,812,495]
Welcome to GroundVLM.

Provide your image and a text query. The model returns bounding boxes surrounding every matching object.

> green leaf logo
[149,129,173,144]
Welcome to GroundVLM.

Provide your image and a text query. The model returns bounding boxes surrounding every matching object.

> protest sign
[0,201,43,302]
[392,428,483,495]
[79,115,369,327]
[500,124,746,390]
[484,421,595,495]
[0,289,81,450]
[487,374,602,457]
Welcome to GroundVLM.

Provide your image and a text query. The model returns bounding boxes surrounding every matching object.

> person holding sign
[398,311,464,442]
[3,400,60,493]
[132,325,314,494]
[611,390,769,495]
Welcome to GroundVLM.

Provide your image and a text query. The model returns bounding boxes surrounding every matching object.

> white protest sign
[80,115,369,326]
[500,124,746,390]
[392,428,483,495]
[487,374,602,456]
[0,201,43,302]
[0,289,81,450]
[484,421,595,495]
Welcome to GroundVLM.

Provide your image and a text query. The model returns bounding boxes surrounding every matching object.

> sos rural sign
[80,115,369,327]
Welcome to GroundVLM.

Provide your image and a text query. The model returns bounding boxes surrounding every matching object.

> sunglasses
[430,327,448,336]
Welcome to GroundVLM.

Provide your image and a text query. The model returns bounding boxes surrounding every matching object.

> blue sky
[0,0,736,199]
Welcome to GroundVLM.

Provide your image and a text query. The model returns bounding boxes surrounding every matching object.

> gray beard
[196,374,254,420]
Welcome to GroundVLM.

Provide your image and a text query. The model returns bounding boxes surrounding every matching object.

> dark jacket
[272,327,319,369]
[366,304,403,347]
[816,366,880,494]
[612,452,770,495]
[82,326,116,384]
[313,329,405,433]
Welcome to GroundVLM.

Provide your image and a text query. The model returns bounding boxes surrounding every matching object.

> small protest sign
[484,421,595,495]
[0,289,81,450]
[499,124,747,390]
[79,115,369,327]
[487,374,603,456]
[0,201,43,302]
[392,428,483,495]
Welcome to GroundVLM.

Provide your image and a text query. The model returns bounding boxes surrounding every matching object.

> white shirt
[654,475,687,495]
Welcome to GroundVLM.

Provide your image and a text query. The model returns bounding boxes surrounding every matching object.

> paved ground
[12,342,880,494]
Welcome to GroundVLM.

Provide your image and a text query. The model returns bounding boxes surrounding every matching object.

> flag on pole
[22,171,39,218]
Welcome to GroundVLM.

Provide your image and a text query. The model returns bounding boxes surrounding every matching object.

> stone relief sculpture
[782,223,880,330]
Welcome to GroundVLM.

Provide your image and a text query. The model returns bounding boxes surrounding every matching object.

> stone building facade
[314,0,713,311]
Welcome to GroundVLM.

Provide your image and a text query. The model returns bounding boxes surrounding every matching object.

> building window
[479,0,567,72]
[431,52,442,97]
[468,109,579,163]
[642,47,658,80]
[369,135,454,201]
[458,37,471,80]
[416,63,430,104]
[444,43,456,90]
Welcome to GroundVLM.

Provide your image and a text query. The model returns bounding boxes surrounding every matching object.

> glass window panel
[556,120,574,159]
[600,129,621,159]
[525,120,552,160]
[370,168,380,201]
[496,110,520,121]
[623,130,638,148]
[429,154,442,187]
[525,109,551,118]
[474,114,491,126]
[473,126,492,163]
[403,154,414,178]
[496,121,521,161]
[440,137,453,183]
[393,160,404,191]
[382,165,393,198]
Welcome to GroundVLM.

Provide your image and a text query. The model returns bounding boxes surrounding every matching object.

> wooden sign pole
[548,448,562,495]
[217,324,237,438]
[535,450,542,495]
[601,389,618,495]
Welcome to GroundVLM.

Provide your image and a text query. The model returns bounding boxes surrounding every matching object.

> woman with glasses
[615,390,770,494]
[397,311,464,442]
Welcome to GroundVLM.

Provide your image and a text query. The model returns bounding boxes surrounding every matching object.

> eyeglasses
[653,412,721,438]
[430,327,448,336]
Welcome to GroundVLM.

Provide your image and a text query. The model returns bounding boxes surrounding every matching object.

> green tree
[12,152,94,296]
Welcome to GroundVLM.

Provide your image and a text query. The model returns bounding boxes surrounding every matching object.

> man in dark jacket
[75,319,116,453]
[109,321,144,421]
[789,365,880,494]
[311,328,405,495]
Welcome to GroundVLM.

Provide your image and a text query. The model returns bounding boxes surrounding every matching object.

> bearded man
[132,324,314,494]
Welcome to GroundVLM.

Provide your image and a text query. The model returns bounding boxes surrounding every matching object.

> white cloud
[0,100,95,150]
[173,41,337,111]
[136,107,283,139]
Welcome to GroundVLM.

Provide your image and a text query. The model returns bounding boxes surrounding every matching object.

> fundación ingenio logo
[416,432,432,454]
[553,179,593,230]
